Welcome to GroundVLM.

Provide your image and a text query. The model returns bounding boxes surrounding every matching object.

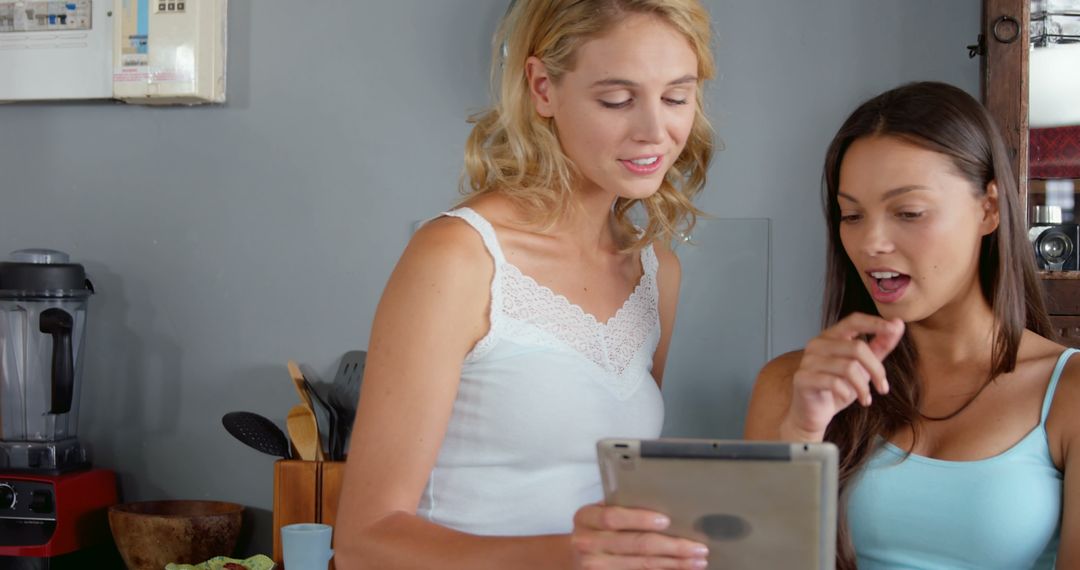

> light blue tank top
[846,348,1074,570]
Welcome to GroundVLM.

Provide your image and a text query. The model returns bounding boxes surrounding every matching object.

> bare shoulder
[1054,345,1080,565]
[643,240,680,385]
[756,350,804,391]
[402,215,492,274]
[1049,341,1080,434]
[1018,329,1072,363]
[457,193,527,230]
[376,214,496,330]
[651,239,682,294]
[365,214,494,386]
[1050,353,1080,474]
[744,350,803,439]
[1053,351,1080,419]
[651,241,681,326]
[1018,330,1079,399]
[651,239,680,271]
[1023,331,1080,468]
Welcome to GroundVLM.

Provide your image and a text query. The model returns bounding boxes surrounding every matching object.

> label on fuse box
[114,0,196,85]
[0,0,92,34]
[114,0,148,81]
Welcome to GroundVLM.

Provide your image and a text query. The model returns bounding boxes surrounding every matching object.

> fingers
[572,532,709,567]
[572,506,709,569]
[573,535,709,570]
[868,318,905,361]
[794,368,862,408]
[786,313,902,438]
[578,554,708,569]
[822,313,903,346]
[574,505,671,533]
[598,530,709,558]
[817,313,905,397]
[802,338,887,404]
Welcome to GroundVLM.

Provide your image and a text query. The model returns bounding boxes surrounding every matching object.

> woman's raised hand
[782,313,905,442]
[571,504,709,569]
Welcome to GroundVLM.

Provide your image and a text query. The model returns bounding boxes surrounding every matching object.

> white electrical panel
[113,0,227,104]
[0,0,114,101]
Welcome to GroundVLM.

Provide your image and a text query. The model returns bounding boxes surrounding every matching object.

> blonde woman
[334,1,715,568]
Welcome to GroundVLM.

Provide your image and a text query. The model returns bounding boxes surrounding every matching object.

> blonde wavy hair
[461,0,716,250]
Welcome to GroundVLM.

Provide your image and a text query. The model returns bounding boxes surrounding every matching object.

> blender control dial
[0,482,15,510]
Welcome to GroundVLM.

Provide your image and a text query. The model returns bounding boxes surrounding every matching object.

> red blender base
[0,468,118,557]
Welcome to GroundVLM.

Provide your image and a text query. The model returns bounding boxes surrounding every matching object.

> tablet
[597,438,838,570]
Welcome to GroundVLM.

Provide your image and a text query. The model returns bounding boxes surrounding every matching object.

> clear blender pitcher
[0,249,94,472]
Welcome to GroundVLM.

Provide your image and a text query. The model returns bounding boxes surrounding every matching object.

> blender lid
[11,248,71,264]
[0,249,94,299]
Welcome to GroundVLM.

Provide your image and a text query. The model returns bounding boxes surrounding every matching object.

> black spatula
[329,351,366,457]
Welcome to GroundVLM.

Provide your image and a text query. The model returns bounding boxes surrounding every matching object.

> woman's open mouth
[619,155,664,175]
[867,270,911,303]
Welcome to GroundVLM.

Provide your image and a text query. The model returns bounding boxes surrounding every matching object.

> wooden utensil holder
[273,460,346,569]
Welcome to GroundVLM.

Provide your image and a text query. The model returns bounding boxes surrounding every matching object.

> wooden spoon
[286,404,323,461]
[286,360,313,409]
[287,359,332,459]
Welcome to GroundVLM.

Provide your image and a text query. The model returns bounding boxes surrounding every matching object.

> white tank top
[416,207,666,536]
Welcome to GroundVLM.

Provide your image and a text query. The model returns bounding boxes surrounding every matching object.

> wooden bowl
[108,500,244,570]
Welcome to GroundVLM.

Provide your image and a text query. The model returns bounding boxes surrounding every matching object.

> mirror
[1027,1,1080,233]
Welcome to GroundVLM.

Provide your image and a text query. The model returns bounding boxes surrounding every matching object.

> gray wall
[0,0,979,556]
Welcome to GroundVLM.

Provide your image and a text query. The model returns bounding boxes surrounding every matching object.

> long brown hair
[819,81,1053,569]
[461,0,715,250]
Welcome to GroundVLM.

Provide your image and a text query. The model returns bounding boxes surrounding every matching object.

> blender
[0,249,118,566]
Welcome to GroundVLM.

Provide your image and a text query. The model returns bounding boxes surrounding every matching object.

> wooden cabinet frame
[982,0,1080,345]
[983,0,1030,204]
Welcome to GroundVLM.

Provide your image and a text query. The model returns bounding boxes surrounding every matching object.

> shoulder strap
[440,207,507,265]
[641,243,659,277]
[1042,347,1079,422]
[439,208,504,359]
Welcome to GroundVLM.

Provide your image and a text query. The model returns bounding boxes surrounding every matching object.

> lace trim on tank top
[440,208,661,399]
